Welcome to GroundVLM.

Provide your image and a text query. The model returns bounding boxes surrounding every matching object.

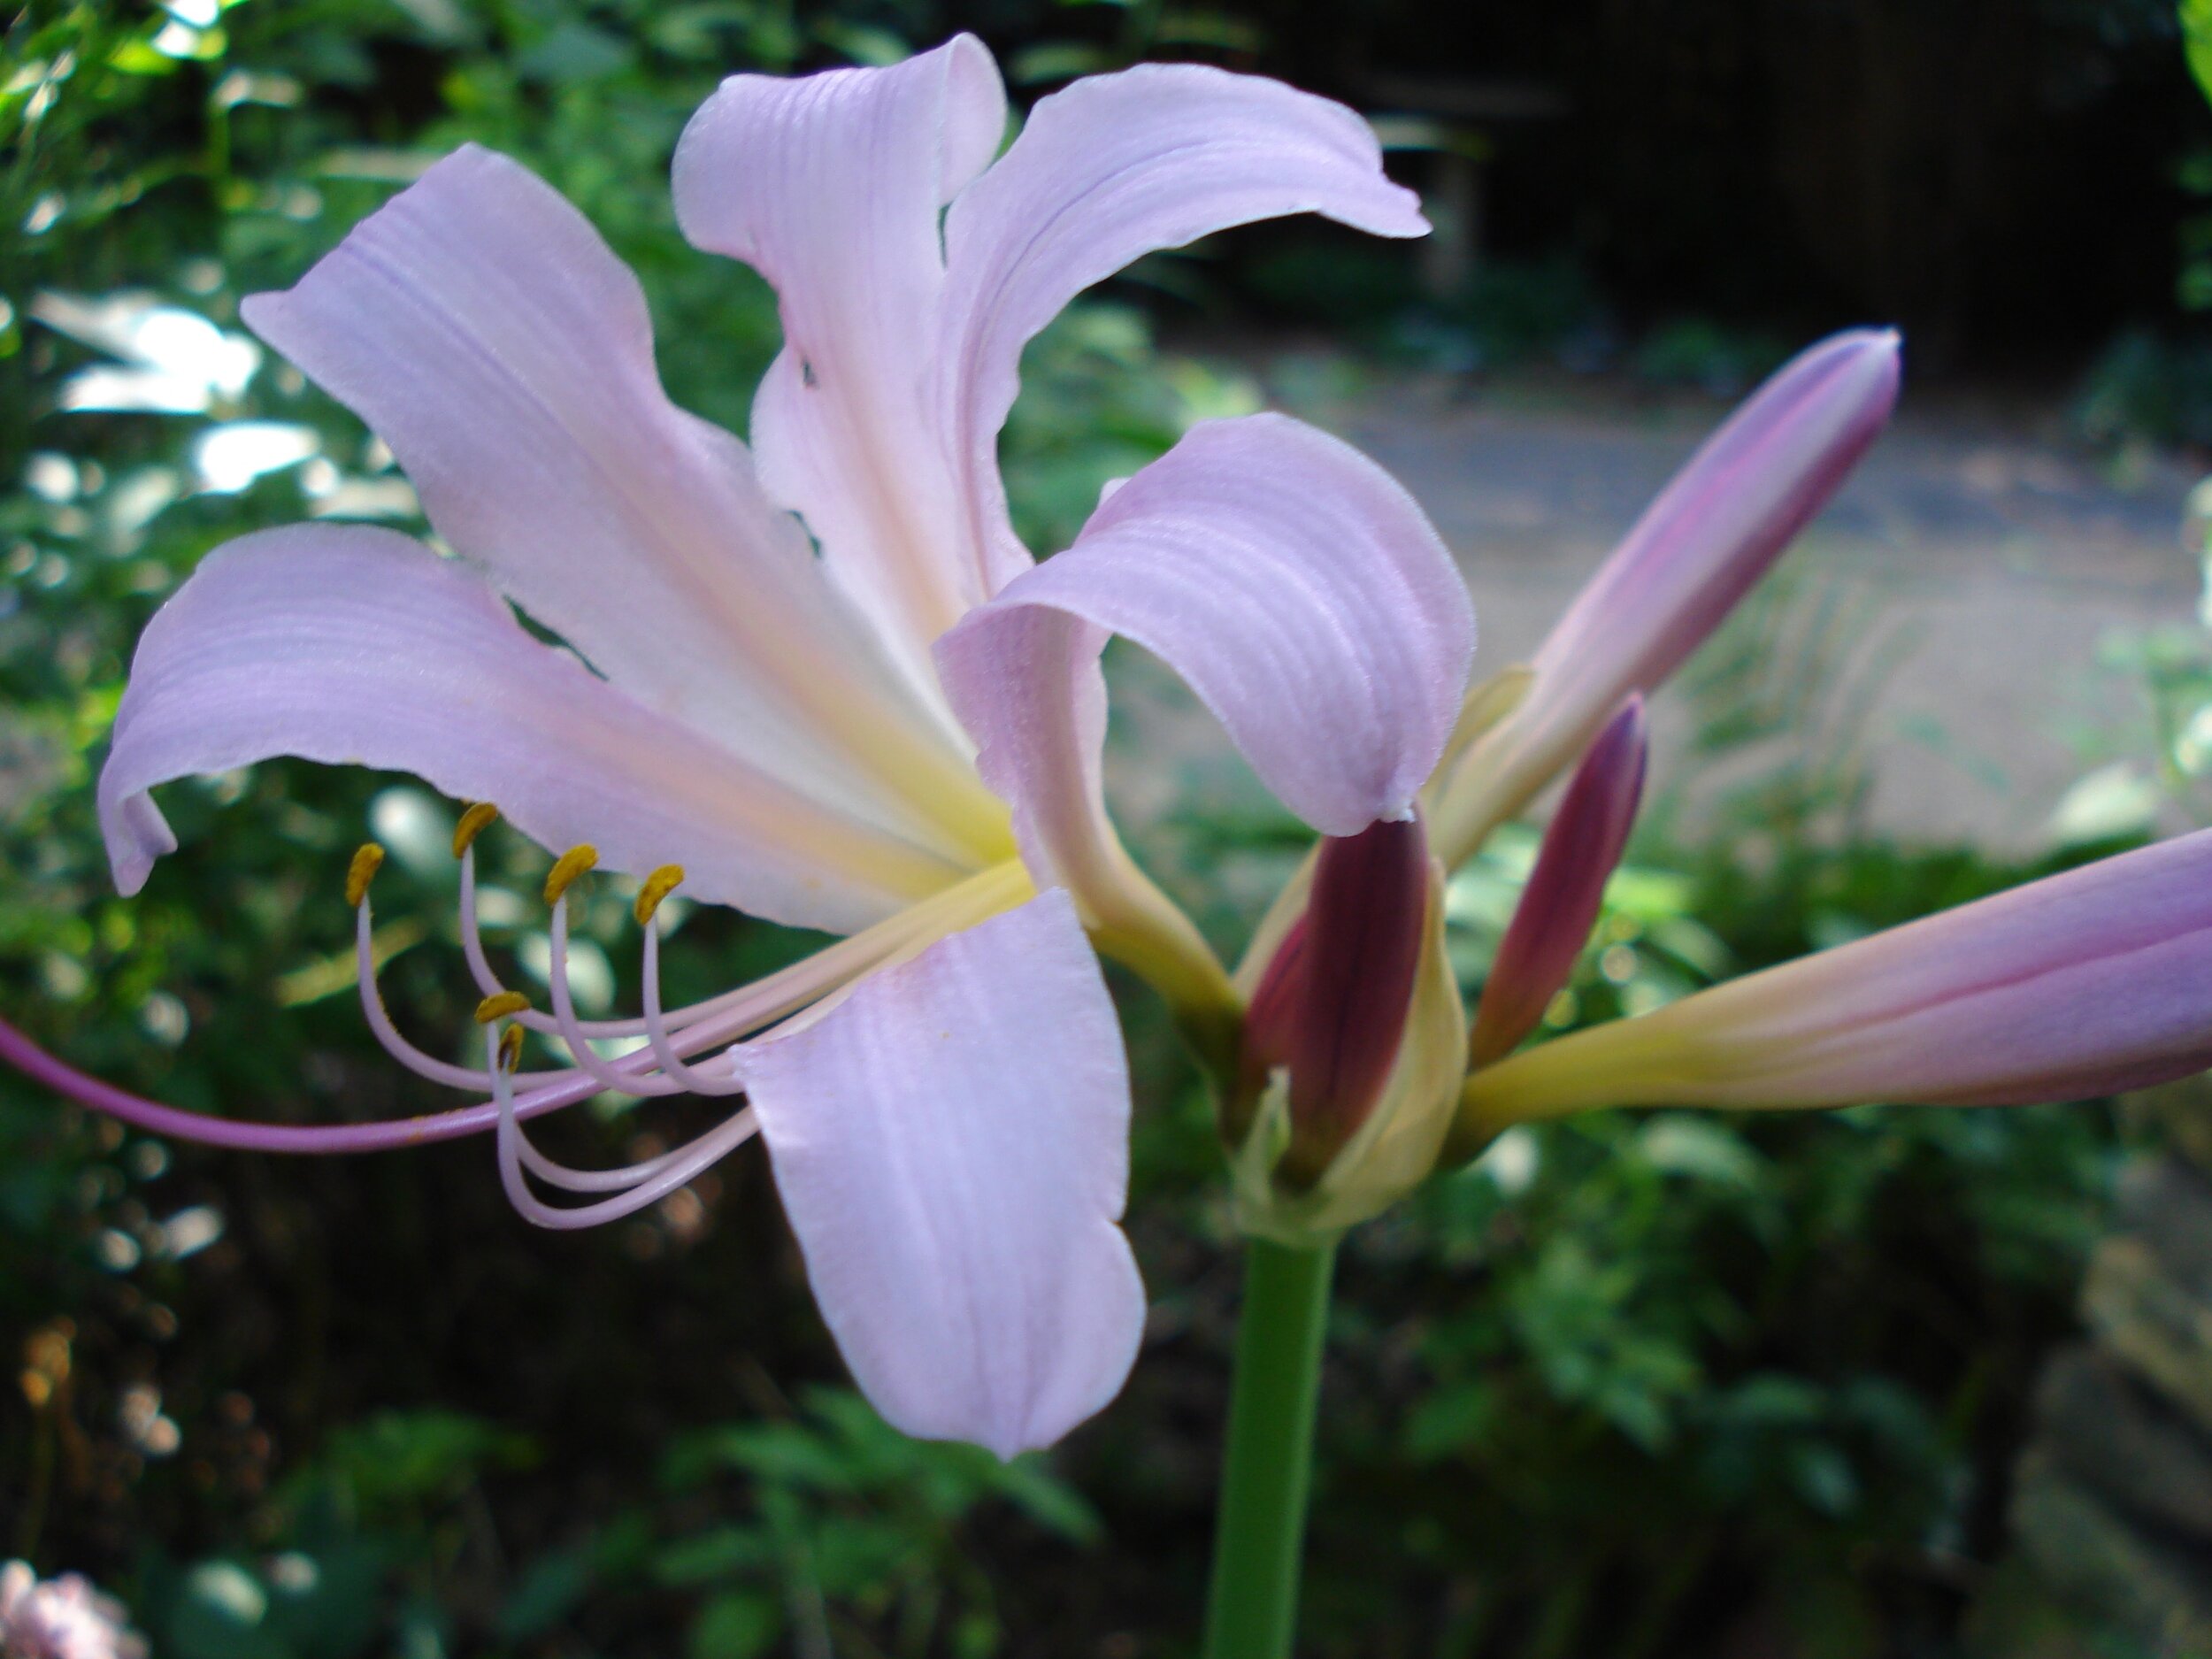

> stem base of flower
[1202,1237,1337,1659]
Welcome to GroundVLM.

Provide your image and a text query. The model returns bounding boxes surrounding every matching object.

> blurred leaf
[689,1590,783,1659]
[655,1525,780,1586]
[516,20,638,83]
[2185,0,2212,106]
[1638,1116,1766,1188]
[984,1456,1104,1544]
[299,1409,538,1514]
[2047,760,2162,846]
[495,1546,595,1641]
[166,1562,283,1659]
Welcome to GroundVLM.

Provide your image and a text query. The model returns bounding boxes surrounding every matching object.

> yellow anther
[344,843,386,909]
[634,864,686,926]
[474,991,530,1025]
[497,1024,525,1073]
[543,845,598,905]
[452,802,500,856]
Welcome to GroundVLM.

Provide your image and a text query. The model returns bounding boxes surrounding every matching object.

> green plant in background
[7,6,2207,1659]
[145,1409,533,1659]
[2067,3,2212,836]
[650,1388,1099,1659]
[119,1391,1095,1658]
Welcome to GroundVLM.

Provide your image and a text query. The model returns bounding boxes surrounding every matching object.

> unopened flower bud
[1432,327,1900,865]
[1232,815,1467,1242]
[1468,695,1647,1068]
[1242,818,1428,1177]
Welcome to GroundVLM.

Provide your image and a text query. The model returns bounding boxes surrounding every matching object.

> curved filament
[640,921,749,1095]
[488,1028,759,1228]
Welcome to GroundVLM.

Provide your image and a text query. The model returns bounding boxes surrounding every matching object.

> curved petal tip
[736,888,1146,1456]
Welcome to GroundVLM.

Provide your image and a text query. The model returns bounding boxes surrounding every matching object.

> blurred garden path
[1114,358,2205,856]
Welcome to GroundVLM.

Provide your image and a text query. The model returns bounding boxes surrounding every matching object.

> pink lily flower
[11,38,1479,1456]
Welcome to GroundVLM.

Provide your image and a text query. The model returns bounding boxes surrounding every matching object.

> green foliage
[122,1392,1097,1658]
[0,4,2145,1656]
[655,1386,1100,1657]
[134,1408,526,1659]
[156,1549,388,1659]
[2091,8,2212,434]
[2047,474,2212,839]
[2183,0,2212,106]
[297,1409,540,1521]
[2071,327,2212,446]
[1631,316,1791,396]
[1282,835,2114,1656]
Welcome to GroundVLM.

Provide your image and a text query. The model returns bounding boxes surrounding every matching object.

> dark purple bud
[1468,695,1647,1068]
[1241,813,1432,1183]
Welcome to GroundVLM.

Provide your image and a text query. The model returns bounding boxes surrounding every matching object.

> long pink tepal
[1461,827,2212,1130]
[1467,695,1647,1068]
[1434,328,1900,864]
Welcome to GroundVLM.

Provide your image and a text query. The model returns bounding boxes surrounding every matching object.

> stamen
[355,899,568,1092]
[452,801,500,856]
[544,896,682,1096]
[456,844,505,1002]
[472,998,687,1192]
[456,840,846,1094]
[634,864,685,926]
[487,1029,759,1229]
[475,991,531,1024]
[345,842,385,908]
[544,845,597,905]
[640,916,746,1095]
[458,847,657,1039]
[3,858,1025,1159]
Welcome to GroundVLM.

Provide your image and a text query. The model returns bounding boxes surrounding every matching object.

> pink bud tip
[1432,328,1899,867]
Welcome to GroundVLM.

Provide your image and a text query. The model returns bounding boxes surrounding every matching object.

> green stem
[1202,1236,1338,1659]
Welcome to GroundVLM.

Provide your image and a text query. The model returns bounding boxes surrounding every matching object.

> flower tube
[1459,828,2212,1140]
